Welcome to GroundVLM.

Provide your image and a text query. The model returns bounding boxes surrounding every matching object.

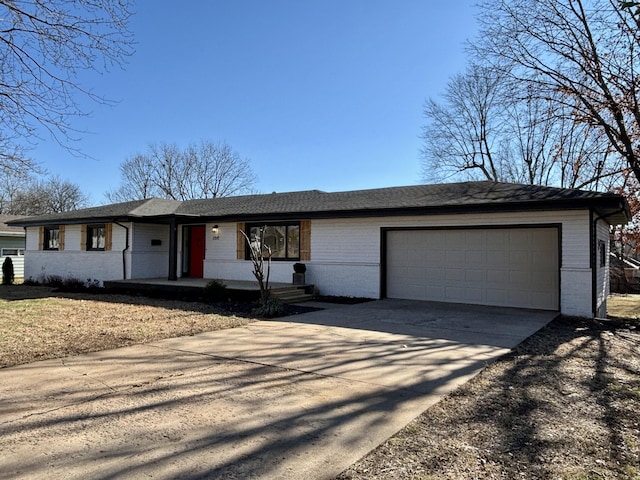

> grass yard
[0,284,252,368]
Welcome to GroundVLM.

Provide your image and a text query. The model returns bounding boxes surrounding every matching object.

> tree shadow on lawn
[340,316,640,479]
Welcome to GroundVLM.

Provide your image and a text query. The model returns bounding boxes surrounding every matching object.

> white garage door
[386,227,559,310]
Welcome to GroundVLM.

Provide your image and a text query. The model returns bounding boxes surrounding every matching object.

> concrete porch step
[271,287,314,304]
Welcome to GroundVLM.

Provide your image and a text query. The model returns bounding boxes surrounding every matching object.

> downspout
[114,221,130,280]
[591,206,626,318]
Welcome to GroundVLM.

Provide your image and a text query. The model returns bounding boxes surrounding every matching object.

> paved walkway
[0,300,557,480]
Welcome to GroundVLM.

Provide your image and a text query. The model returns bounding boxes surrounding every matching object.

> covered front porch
[103,277,314,303]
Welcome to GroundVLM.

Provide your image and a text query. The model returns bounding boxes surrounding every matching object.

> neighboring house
[0,215,27,279]
[8,181,630,318]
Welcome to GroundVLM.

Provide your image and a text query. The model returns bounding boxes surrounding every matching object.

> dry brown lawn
[0,284,252,368]
[338,294,640,480]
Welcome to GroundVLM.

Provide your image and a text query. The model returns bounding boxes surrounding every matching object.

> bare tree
[421,64,510,183]
[240,227,272,304]
[104,153,155,202]
[474,0,640,183]
[420,63,622,189]
[106,141,257,202]
[1,174,89,215]
[0,0,134,168]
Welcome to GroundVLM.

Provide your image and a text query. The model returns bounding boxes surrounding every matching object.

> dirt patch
[0,284,261,369]
[338,304,640,479]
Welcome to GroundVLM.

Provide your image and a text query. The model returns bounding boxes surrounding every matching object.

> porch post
[168,218,178,281]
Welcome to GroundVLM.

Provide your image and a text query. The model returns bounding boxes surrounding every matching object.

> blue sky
[31,1,479,205]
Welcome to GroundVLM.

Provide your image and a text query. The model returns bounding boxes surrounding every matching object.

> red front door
[189,226,205,278]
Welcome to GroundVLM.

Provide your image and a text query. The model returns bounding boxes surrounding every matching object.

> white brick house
[9,181,630,318]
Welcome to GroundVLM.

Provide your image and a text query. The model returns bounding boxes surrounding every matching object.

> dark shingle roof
[6,181,631,226]
[178,181,630,222]
[7,199,182,226]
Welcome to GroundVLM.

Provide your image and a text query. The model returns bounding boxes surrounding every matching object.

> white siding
[0,255,24,278]
[595,219,610,317]
[0,234,26,278]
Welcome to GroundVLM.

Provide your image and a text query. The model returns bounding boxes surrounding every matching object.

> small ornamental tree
[2,257,14,285]
[241,226,272,304]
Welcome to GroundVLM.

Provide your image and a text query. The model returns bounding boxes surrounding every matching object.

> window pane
[88,225,106,250]
[287,225,300,258]
[248,226,262,257]
[245,223,301,260]
[2,248,18,256]
[45,228,59,250]
[264,226,286,258]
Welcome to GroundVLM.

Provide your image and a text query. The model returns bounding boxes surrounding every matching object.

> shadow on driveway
[0,300,556,479]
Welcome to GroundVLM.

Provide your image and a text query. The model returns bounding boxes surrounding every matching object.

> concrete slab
[0,300,556,480]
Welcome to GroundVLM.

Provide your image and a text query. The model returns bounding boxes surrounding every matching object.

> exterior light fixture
[211,225,219,238]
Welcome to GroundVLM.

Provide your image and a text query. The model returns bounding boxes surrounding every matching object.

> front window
[44,227,60,250]
[1,248,24,256]
[87,224,106,251]
[246,223,300,260]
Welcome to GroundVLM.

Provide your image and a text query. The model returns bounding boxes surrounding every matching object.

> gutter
[113,221,130,280]
[591,206,627,317]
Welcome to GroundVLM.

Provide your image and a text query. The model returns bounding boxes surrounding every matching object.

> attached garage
[385,226,560,311]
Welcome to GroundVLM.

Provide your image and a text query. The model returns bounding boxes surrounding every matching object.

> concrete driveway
[0,300,556,480]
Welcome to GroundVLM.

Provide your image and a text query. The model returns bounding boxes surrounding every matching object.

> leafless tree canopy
[105,141,258,202]
[0,173,89,215]
[0,0,134,168]
[420,62,624,190]
[472,0,640,184]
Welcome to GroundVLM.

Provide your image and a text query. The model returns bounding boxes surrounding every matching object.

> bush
[27,275,102,292]
[2,257,14,285]
[203,279,228,302]
[252,298,285,318]
[44,275,65,288]
[60,277,86,292]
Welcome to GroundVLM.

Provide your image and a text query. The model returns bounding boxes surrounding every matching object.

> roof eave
[190,197,632,223]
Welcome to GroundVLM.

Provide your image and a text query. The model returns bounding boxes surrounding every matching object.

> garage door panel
[426,267,444,280]
[386,228,559,310]
[465,250,486,265]
[446,268,465,281]
[445,286,465,301]
[465,287,485,302]
[509,270,530,288]
[486,288,509,304]
[487,269,509,284]
[427,285,445,299]
[466,269,486,282]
